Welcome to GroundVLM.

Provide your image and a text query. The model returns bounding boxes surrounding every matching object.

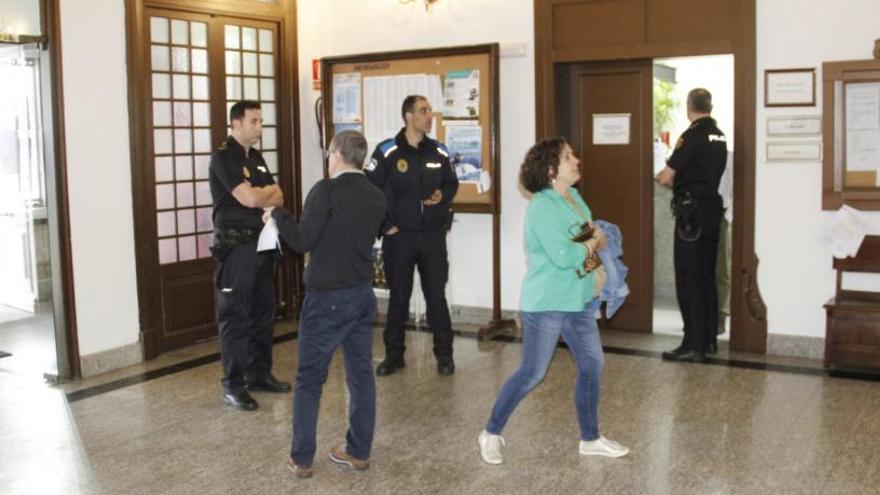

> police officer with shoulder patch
[365,95,459,376]
[210,100,291,411]
[656,88,727,363]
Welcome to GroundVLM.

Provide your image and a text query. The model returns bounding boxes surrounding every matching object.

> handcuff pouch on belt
[210,228,260,261]
[571,221,602,277]
[671,191,702,242]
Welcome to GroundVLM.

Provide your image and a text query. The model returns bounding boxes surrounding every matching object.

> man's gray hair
[329,130,368,168]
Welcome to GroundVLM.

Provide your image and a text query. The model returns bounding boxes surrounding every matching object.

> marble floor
[2,326,880,494]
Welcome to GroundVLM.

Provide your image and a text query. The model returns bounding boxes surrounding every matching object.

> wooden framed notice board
[321,44,513,338]
[320,43,500,214]
[822,58,880,210]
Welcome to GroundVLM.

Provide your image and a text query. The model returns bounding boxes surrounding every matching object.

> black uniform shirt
[667,117,727,208]
[209,135,276,230]
[365,128,459,232]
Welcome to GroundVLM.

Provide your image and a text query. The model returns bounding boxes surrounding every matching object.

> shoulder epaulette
[378,139,397,158]
[436,141,450,158]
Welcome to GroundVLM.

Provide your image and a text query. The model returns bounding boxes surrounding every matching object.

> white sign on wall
[592,113,631,145]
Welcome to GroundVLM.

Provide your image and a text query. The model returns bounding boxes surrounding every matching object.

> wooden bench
[824,235,880,374]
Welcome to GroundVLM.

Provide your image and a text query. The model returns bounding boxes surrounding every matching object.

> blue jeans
[291,283,376,466]
[486,310,605,441]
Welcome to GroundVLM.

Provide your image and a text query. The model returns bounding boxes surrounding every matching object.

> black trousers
[674,212,721,353]
[382,229,453,360]
[215,242,277,392]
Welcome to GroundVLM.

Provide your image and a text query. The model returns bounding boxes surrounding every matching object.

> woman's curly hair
[519,137,566,193]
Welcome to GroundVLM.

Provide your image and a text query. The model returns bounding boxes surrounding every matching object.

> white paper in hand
[257,218,280,252]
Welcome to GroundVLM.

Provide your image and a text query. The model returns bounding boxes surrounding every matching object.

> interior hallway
[2,326,879,494]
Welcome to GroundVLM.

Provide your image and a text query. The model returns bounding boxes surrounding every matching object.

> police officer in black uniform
[366,95,459,376]
[210,100,291,410]
[656,88,727,363]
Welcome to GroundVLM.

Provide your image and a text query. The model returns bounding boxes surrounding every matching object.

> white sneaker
[579,436,630,458]
[478,430,505,465]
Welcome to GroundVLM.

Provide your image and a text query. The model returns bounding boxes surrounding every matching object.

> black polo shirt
[209,135,275,230]
[365,128,458,232]
[667,116,727,208]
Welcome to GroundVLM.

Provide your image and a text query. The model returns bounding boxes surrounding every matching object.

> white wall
[297,0,536,311]
[756,0,880,338]
[60,0,140,355]
[0,0,40,36]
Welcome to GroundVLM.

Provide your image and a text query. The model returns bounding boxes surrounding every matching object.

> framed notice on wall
[765,68,816,107]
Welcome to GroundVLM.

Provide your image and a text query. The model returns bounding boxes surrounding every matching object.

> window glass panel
[152,101,172,127]
[172,74,190,100]
[193,129,212,153]
[193,102,210,127]
[150,17,169,43]
[243,77,259,100]
[178,236,197,261]
[242,27,257,51]
[152,73,171,99]
[157,211,176,237]
[151,45,170,71]
[197,233,213,259]
[258,29,273,53]
[263,151,278,174]
[196,207,213,232]
[175,155,193,180]
[159,238,177,265]
[176,182,194,207]
[177,209,195,235]
[154,129,173,155]
[171,46,190,72]
[225,50,241,75]
[173,102,192,127]
[260,78,275,101]
[261,102,276,125]
[192,76,209,101]
[174,129,193,154]
[225,25,240,49]
[226,77,242,100]
[226,102,235,126]
[195,181,212,206]
[194,155,211,179]
[156,183,175,210]
[191,49,208,74]
[155,156,174,182]
[242,52,258,76]
[259,54,274,77]
[171,19,188,45]
[261,127,276,150]
[190,22,207,47]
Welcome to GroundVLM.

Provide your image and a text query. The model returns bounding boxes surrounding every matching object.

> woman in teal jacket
[478,138,629,464]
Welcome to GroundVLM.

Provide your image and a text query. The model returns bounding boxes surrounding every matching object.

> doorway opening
[0,41,60,379]
[652,54,734,346]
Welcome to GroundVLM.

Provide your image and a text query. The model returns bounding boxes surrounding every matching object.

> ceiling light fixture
[398,0,441,11]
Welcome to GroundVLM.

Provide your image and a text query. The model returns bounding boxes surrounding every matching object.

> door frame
[535,0,767,352]
[125,0,303,359]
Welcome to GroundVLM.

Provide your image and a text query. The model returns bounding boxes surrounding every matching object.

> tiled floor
[2,325,879,494]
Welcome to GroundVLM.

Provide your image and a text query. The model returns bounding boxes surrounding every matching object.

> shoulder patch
[436,141,450,158]
[365,158,378,172]
[675,137,685,149]
[378,139,397,158]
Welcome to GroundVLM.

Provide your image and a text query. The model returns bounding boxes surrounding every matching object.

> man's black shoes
[376,357,405,376]
[437,357,455,375]
[223,389,259,411]
[662,348,709,363]
[247,375,292,393]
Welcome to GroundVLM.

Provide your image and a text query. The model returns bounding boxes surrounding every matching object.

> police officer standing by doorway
[366,95,459,376]
[656,88,727,363]
[210,100,291,410]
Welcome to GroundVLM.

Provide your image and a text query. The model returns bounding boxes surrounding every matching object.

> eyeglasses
[413,106,433,115]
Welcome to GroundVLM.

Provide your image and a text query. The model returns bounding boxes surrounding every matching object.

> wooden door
[561,60,654,332]
[138,9,285,353]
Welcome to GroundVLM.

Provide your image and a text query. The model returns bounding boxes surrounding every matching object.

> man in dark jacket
[365,95,459,376]
[656,88,727,363]
[268,131,386,478]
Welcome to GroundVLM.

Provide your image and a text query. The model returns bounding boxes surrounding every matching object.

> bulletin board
[321,44,500,214]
